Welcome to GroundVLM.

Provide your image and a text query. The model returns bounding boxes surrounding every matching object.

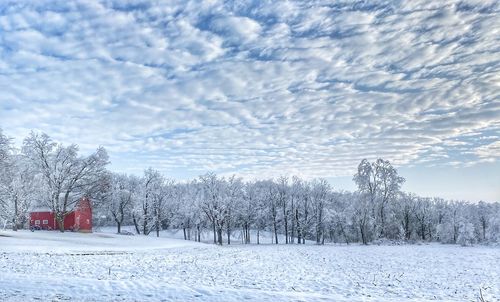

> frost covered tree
[395,193,416,241]
[329,191,355,244]
[486,204,500,243]
[224,175,243,245]
[264,180,280,244]
[22,132,109,232]
[310,179,330,244]
[176,182,204,241]
[414,197,433,241]
[151,176,175,238]
[457,221,475,246]
[0,129,9,164]
[288,176,302,243]
[134,168,170,236]
[0,129,13,226]
[353,159,405,238]
[474,201,490,242]
[106,173,139,234]
[0,155,39,231]
[235,182,259,244]
[353,193,373,245]
[2,129,499,246]
[199,172,231,245]
[0,131,37,230]
[296,180,314,244]
[275,176,290,244]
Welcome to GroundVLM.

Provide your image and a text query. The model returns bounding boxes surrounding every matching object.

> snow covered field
[1,231,498,301]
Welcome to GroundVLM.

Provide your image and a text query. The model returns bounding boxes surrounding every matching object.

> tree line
[1,129,499,245]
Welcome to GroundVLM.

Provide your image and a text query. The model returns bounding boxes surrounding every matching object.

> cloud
[0,0,498,180]
[475,141,500,160]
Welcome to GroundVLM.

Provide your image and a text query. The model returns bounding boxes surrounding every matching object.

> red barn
[29,198,93,233]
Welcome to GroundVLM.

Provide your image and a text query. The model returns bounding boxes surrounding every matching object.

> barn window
[43,220,48,225]
[35,220,40,225]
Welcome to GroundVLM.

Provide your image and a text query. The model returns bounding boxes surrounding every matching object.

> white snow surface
[0,230,499,301]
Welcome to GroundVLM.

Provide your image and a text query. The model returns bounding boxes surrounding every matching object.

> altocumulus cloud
[0,0,499,179]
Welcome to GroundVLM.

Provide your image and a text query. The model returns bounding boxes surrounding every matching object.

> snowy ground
[0,230,498,301]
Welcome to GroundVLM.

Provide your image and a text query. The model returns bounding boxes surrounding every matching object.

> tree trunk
[212,221,216,244]
[197,225,201,242]
[283,207,288,244]
[12,198,18,231]
[404,214,411,240]
[117,222,121,234]
[316,220,322,245]
[340,224,349,244]
[482,220,486,241]
[296,209,301,244]
[156,212,160,238]
[316,207,324,245]
[421,223,426,241]
[379,205,386,238]
[142,206,148,236]
[303,205,308,244]
[257,229,260,245]
[246,225,250,244]
[183,227,187,240]
[58,216,65,233]
[273,219,279,244]
[217,227,223,245]
[360,223,367,245]
[133,215,141,234]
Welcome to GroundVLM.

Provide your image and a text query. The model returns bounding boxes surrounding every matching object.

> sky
[0,0,499,202]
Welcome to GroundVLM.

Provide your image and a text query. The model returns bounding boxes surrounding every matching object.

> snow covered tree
[329,191,355,244]
[199,172,231,245]
[234,182,256,243]
[22,132,109,232]
[474,201,491,242]
[106,173,139,233]
[134,168,168,236]
[310,179,330,244]
[0,131,37,230]
[2,131,497,247]
[175,182,203,241]
[296,180,314,244]
[414,197,433,241]
[151,176,175,237]
[264,180,280,244]
[353,192,373,245]
[0,155,39,231]
[486,204,500,243]
[457,221,475,246]
[276,176,290,244]
[396,193,416,241]
[353,159,405,238]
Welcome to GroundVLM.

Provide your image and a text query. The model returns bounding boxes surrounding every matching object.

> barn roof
[31,207,52,212]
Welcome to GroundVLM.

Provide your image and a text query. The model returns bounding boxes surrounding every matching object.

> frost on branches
[0,128,499,245]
